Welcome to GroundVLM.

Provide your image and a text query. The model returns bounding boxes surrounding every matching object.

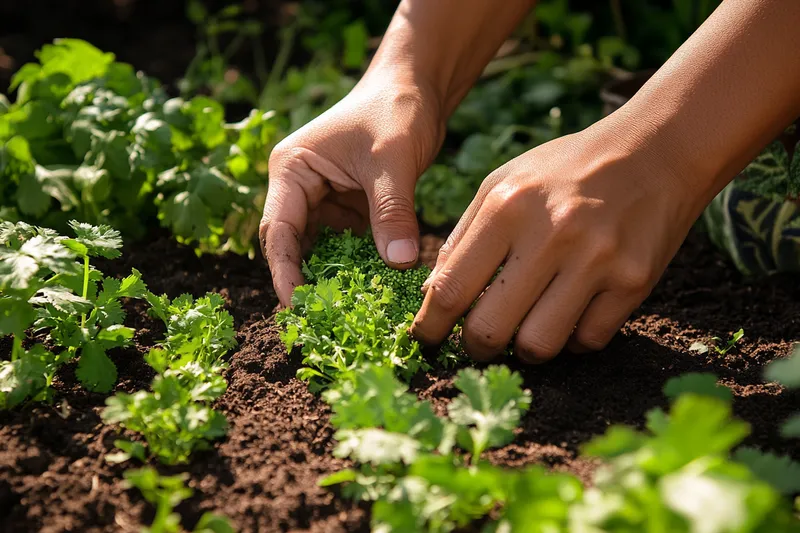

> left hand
[410,123,706,363]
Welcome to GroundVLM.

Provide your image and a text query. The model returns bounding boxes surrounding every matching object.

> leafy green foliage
[103,292,235,464]
[447,366,532,462]
[0,220,145,407]
[734,447,800,496]
[278,230,433,390]
[124,467,234,533]
[1,39,275,254]
[278,269,425,390]
[765,345,800,438]
[664,372,733,402]
[574,386,798,533]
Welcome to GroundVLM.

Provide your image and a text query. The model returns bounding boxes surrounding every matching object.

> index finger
[261,174,309,307]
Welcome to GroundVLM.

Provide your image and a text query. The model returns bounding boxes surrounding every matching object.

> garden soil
[1,228,799,533]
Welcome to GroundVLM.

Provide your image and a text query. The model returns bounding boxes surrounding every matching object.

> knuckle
[572,328,610,352]
[427,270,468,314]
[463,314,508,357]
[614,261,653,295]
[584,228,618,265]
[515,329,562,362]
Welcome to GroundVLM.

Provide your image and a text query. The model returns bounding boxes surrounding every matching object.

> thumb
[365,171,420,269]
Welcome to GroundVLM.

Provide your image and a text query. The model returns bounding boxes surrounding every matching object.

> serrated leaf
[30,286,92,314]
[66,220,122,258]
[0,248,39,289]
[96,324,134,348]
[0,344,53,409]
[734,447,800,495]
[663,373,733,403]
[448,366,531,459]
[334,428,421,466]
[75,341,117,393]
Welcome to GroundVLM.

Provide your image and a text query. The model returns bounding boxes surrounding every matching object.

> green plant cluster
[103,292,236,465]
[278,230,432,390]
[278,231,800,532]
[0,220,146,408]
[123,467,234,533]
[319,366,800,533]
[0,39,275,254]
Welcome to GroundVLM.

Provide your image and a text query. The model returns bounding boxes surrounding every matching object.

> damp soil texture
[1,229,799,533]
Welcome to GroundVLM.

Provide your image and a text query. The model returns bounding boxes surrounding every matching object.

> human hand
[411,124,708,362]
[260,78,445,306]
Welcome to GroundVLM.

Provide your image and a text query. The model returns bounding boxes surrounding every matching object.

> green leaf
[582,426,647,458]
[66,220,122,258]
[0,248,39,289]
[75,340,117,393]
[193,513,235,533]
[15,171,51,216]
[663,373,733,403]
[447,366,532,459]
[97,324,135,348]
[30,286,92,314]
[105,439,147,464]
[0,344,53,409]
[333,428,421,466]
[0,295,36,336]
[781,414,800,438]
[764,346,800,388]
[318,468,359,487]
[734,447,800,495]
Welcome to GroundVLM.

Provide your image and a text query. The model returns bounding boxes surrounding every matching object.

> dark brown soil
[1,227,798,533]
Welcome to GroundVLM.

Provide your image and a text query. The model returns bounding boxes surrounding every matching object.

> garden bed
[1,228,798,533]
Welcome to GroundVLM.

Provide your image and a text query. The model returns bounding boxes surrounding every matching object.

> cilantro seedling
[448,365,532,463]
[103,292,235,464]
[124,467,234,533]
[689,328,744,356]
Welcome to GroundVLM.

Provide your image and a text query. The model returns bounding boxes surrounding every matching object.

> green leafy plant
[277,230,432,390]
[0,39,275,254]
[124,467,234,533]
[765,345,800,438]
[103,292,236,464]
[0,220,145,407]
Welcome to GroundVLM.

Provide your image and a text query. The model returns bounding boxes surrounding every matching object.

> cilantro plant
[124,467,234,533]
[277,230,432,390]
[0,39,275,254]
[316,363,800,532]
[0,220,145,407]
[103,292,236,465]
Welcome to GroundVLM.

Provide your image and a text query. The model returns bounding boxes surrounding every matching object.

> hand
[411,124,706,362]
[261,78,445,306]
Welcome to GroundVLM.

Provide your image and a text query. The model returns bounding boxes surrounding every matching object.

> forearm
[362,0,534,117]
[606,0,800,206]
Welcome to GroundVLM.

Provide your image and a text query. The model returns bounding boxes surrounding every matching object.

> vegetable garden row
[1,3,800,532]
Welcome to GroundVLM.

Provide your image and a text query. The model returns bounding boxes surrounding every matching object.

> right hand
[260,77,446,306]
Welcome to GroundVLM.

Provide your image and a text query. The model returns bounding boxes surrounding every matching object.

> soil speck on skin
[1,229,799,532]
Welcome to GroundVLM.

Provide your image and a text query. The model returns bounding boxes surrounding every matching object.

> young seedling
[689,328,744,356]
[123,467,234,533]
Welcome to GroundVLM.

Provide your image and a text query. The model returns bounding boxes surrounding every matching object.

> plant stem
[81,254,89,328]
[11,335,22,362]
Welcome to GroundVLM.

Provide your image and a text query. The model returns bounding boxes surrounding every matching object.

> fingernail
[387,239,417,264]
